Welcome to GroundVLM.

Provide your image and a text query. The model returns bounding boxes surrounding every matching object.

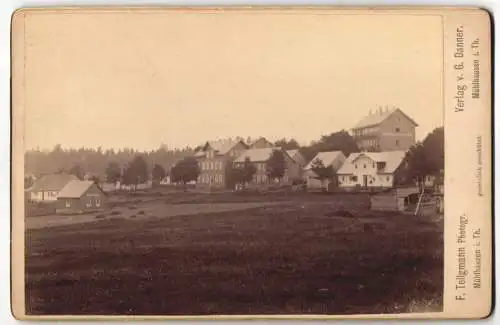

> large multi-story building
[195,139,249,188]
[233,147,301,185]
[351,107,418,152]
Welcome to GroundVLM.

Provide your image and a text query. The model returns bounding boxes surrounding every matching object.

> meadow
[25,190,443,315]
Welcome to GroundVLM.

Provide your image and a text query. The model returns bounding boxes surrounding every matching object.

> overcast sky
[22,9,443,151]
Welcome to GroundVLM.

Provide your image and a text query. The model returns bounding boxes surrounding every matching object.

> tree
[314,130,359,156]
[241,157,257,184]
[226,158,257,189]
[69,164,85,180]
[400,127,444,188]
[170,156,200,187]
[122,155,148,190]
[274,138,300,150]
[310,158,334,190]
[266,149,286,182]
[105,162,122,184]
[152,164,166,184]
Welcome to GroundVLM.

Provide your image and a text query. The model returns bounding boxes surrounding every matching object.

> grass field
[25,191,443,315]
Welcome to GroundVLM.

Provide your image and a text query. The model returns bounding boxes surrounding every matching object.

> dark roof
[27,173,79,192]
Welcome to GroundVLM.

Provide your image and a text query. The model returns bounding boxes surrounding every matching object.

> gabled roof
[337,150,407,174]
[286,149,300,158]
[27,173,79,192]
[249,137,274,148]
[198,139,247,156]
[353,108,418,129]
[57,180,102,199]
[304,151,345,170]
[234,147,291,163]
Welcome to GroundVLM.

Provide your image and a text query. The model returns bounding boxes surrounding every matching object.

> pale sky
[22,9,444,151]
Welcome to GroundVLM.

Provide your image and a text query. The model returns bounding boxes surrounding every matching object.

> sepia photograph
[10,7,492,320]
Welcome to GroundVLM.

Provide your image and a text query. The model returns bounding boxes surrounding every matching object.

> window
[65,200,71,208]
[386,176,390,181]
[396,140,400,147]
[363,164,366,169]
[395,127,400,132]
[86,199,92,207]
[96,198,101,207]
[355,164,358,169]
[372,163,375,168]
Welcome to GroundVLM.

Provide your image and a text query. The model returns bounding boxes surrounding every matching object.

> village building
[337,151,407,188]
[55,180,107,214]
[286,149,307,177]
[195,139,249,188]
[26,173,79,202]
[351,107,418,152]
[233,147,301,185]
[303,151,346,189]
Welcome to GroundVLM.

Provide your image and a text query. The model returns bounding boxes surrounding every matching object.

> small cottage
[55,180,107,214]
[303,151,346,190]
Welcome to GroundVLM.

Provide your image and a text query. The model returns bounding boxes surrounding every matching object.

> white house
[337,151,407,188]
[303,151,346,189]
[26,173,79,202]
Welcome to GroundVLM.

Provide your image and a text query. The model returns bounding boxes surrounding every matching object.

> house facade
[352,107,418,152]
[337,151,407,188]
[233,147,301,185]
[195,139,249,188]
[26,173,79,202]
[55,180,107,214]
[303,151,346,189]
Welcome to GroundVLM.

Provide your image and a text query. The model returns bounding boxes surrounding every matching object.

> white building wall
[30,190,58,202]
[337,156,394,188]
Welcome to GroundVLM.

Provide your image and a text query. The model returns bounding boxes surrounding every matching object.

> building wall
[197,142,248,188]
[378,111,416,151]
[290,153,307,178]
[337,156,394,188]
[30,190,59,202]
[56,184,107,214]
[233,151,301,186]
[353,110,416,152]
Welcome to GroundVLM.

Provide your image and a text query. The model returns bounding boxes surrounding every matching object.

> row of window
[200,161,223,171]
[354,126,379,137]
[355,162,376,169]
[64,198,101,208]
[339,175,391,182]
[199,174,224,184]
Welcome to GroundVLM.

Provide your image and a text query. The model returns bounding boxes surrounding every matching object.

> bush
[95,214,106,219]
[138,210,145,215]
[110,210,121,216]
